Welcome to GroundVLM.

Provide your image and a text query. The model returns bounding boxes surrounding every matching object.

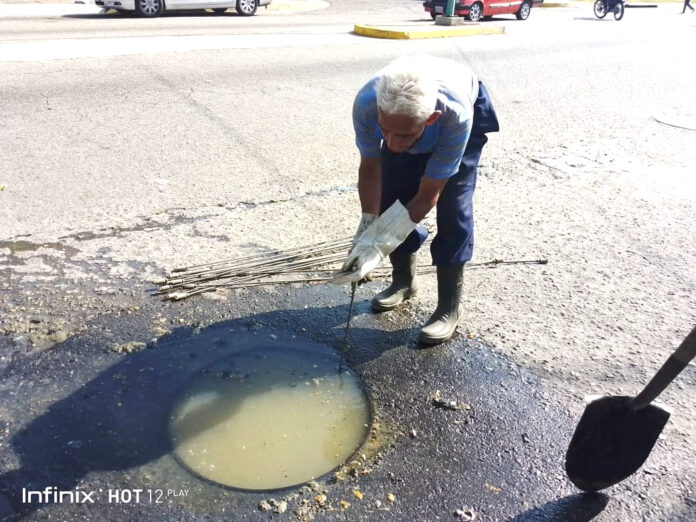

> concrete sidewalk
[0,0,328,16]
[0,1,100,16]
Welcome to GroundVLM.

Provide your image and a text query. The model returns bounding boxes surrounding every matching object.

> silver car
[95,0,271,17]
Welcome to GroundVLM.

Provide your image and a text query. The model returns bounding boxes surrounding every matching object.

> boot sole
[371,289,417,312]
[418,314,462,345]
[418,329,457,345]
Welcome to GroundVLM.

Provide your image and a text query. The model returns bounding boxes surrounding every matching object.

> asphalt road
[1,1,695,520]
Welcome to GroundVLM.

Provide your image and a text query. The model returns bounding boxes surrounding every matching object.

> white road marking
[0,31,361,62]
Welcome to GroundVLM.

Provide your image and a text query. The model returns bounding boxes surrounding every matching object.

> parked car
[95,0,271,17]
[423,0,542,22]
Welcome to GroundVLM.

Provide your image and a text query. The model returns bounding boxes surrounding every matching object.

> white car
[95,0,271,17]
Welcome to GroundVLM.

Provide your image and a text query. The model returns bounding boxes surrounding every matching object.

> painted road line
[353,23,504,40]
[0,32,362,62]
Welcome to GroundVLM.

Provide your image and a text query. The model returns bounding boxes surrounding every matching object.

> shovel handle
[632,326,696,411]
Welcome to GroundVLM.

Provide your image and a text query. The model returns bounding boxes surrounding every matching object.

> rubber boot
[419,264,464,345]
[371,253,418,312]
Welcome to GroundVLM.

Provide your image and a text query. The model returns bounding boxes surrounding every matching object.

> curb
[353,23,504,39]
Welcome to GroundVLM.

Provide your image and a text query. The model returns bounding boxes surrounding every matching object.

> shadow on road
[0,299,403,517]
[61,10,250,20]
[510,492,610,521]
[573,17,619,21]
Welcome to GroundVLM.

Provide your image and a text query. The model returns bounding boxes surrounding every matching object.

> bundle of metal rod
[155,231,548,301]
[156,236,359,301]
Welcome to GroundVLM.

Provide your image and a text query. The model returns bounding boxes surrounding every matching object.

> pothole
[169,341,372,491]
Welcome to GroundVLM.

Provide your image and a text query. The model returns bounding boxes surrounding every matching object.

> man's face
[377,110,441,154]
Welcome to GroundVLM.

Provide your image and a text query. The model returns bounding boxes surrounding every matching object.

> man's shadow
[0,299,407,517]
[509,493,610,521]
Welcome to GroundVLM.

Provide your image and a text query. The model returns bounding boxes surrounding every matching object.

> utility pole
[435,0,464,25]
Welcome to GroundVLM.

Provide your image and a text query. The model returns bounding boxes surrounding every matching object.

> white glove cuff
[379,201,417,243]
[356,201,417,258]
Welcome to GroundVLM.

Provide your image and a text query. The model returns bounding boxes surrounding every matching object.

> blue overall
[380,82,499,266]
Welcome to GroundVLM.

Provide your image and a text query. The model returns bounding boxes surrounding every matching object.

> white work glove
[351,213,377,283]
[332,201,417,285]
[354,213,377,243]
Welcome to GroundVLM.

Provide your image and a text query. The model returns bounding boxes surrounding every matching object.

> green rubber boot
[371,253,418,312]
[419,264,464,345]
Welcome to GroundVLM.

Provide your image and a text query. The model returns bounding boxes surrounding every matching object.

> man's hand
[332,201,417,285]
[358,157,382,216]
[353,156,382,283]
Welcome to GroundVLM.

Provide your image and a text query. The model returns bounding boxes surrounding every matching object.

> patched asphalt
[0,281,640,521]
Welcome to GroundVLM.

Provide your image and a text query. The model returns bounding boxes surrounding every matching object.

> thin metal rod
[163,246,350,286]
[170,236,352,273]
[157,234,549,300]
[339,282,357,374]
[162,253,348,291]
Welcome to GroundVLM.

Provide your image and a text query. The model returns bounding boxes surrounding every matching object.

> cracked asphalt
[1,1,695,520]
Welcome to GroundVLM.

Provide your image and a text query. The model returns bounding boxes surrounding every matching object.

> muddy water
[169,344,371,491]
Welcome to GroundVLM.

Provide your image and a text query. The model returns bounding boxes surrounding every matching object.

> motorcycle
[594,0,625,20]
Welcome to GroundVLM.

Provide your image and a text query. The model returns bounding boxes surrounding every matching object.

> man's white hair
[376,55,439,123]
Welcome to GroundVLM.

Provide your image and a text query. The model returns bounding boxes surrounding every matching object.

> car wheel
[236,0,257,16]
[467,2,482,21]
[613,2,624,20]
[593,0,607,18]
[516,1,531,20]
[135,0,163,17]
[212,8,227,14]
[430,12,437,20]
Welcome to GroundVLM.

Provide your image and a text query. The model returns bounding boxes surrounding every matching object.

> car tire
[212,8,227,14]
[467,2,483,21]
[516,1,531,20]
[135,0,163,17]
[236,0,257,16]
[613,2,624,20]
[430,11,437,20]
[593,0,607,18]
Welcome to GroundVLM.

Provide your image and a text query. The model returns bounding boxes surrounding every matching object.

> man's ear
[424,111,442,127]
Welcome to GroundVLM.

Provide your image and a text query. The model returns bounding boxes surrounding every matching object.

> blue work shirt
[353,58,479,180]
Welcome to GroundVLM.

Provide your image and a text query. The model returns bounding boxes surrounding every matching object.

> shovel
[565,325,696,492]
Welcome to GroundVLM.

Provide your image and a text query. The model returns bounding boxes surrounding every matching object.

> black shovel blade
[565,395,670,492]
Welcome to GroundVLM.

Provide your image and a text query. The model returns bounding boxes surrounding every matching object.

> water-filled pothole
[169,341,371,491]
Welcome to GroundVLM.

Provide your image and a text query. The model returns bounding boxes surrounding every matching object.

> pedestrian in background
[683,0,694,14]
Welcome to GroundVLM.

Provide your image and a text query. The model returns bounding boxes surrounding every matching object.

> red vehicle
[423,0,542,21]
